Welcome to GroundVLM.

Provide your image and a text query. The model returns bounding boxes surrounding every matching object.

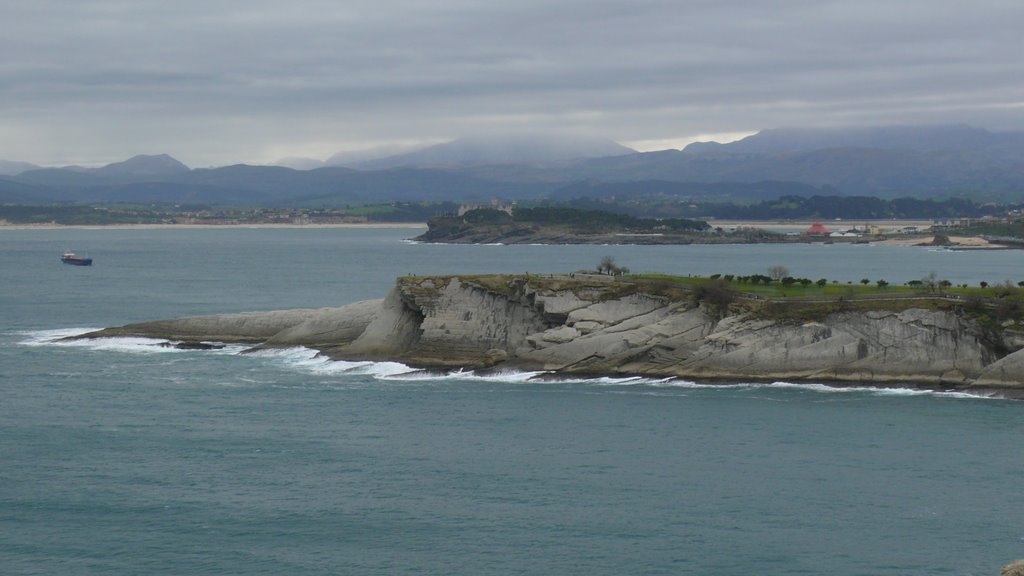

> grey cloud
[2,0,1023,165]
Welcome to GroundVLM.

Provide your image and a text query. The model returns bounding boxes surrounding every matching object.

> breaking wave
[18,328,247,355]
[653,379,986,399]
[18,330,989,398]
[246,346,420,378]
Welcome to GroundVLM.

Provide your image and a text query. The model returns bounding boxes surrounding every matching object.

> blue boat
[61,251,93,266]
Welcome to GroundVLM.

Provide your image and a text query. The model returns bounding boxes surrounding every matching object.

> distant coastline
[9,218,929,231]
[412,208,1016,248]
[3,221,1014,250]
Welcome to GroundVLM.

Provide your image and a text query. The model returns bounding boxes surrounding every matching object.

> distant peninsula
[413,206,786,245]
[69,272,1024,397]
[411,206,1024,247]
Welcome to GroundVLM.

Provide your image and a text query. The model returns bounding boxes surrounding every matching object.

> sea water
[2,227,1024,575]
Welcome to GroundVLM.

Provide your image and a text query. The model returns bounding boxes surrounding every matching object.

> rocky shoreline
[69,274,1024,397]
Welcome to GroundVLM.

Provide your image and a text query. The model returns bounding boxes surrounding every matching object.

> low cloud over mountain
[4,126,1024,206]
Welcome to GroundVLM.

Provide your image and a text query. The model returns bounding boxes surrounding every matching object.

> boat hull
[61,257,92,266]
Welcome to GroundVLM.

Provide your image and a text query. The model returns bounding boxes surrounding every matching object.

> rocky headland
[70,274,1024,396]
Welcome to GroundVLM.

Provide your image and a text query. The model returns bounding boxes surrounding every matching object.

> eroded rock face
[676,308,991,385]
[335,277,552,366]
[521,302,713,373]
[328,277,1014,387]
[357,276,701,372]
[331,289,423,360]
[256,299,383,349]
[974,349,1024,389]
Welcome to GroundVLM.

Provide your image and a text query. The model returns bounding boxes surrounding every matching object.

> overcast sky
[3,0,1023,167]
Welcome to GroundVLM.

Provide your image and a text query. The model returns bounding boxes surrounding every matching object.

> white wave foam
[548,375,693,387]
[636,378,710,388]
[486,375,991,399]
[358,362,424,378]
[247,346,339,372]
[313,359,375,373]
[762,381,890,394]
[247,346,320,361]
[248,347,420,378]
[18,330,993,399]
[727,380,987,399]
[593,375,655,385]
[38,336,183,354]
[18,327,100,344]
[430,370,697,387]
[18,328,246,355]
[314,358,418,378]
[441,369,546,383]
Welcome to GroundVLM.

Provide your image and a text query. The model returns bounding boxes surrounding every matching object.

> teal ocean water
[3,227,1024,575]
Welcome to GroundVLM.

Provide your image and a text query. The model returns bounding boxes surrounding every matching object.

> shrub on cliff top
[691,279,736,317]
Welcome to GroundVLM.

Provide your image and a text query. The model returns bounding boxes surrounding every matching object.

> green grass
[400,272,1024,307]
[628,273,1024,301]
[395,272,1024,329]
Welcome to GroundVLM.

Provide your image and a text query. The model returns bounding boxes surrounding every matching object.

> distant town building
[831,229,862,238]
[458,199,515,217]
[803,222,831,236]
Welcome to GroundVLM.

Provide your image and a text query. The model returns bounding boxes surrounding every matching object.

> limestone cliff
[70,275,1024,394]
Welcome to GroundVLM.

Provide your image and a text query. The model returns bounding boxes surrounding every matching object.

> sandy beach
[872,235,1003,247]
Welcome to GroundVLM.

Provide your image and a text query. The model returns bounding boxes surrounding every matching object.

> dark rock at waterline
[158,341,226,350]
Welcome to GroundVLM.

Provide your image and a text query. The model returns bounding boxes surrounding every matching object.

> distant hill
[682,124,1015,154]
[355,134,636,169]
[95,154,190,178]
[0,177,52,203]
[5,126,1024,206]
[277,136,633,170]
[15,168,104,188]
[550,180,831,203]
[325,143,433,167]
[0,160,555,206]
[556,127,1024,198]
[272,157,326,170]
[0,160,39,176]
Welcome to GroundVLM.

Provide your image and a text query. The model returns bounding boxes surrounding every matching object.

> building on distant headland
[831,228,863,238]
[803,222,831,236]
[458,199,515,217]
[932,218,974,229]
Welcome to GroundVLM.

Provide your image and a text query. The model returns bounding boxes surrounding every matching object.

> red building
[804,222,831,236]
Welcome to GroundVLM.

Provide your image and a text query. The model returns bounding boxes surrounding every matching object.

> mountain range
[3,125,1024,206]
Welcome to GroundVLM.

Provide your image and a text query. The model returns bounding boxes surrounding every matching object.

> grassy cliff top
[398,272,1024,327]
